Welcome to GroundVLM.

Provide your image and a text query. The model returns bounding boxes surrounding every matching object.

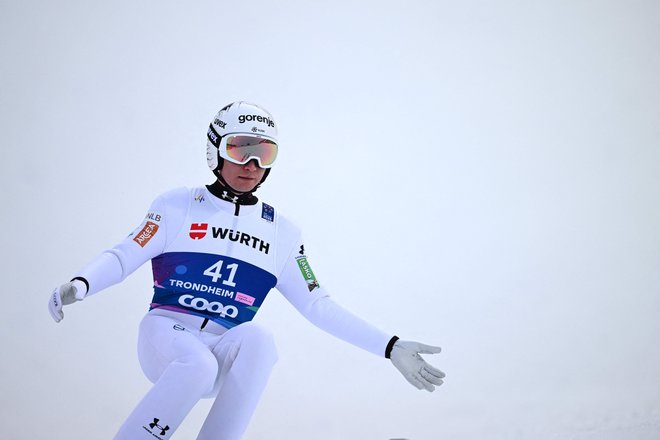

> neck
[206,179,258,206]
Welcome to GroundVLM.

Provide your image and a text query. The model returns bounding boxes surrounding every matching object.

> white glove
[48,280,87,323]
[390,340,445,392]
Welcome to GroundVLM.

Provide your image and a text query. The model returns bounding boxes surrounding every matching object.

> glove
[390,339,445,392]
[48,280,87,323]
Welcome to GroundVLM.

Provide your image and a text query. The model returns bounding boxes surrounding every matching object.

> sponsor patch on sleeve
[296,254,320,292]
[146,212,162,222]
[132,221,159,247]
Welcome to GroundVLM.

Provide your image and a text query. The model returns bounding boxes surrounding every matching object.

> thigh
[207,322,277,365]
[137,313,213,384]
[199,322,277,397]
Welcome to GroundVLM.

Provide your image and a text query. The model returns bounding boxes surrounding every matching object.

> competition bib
[150,251,277,328]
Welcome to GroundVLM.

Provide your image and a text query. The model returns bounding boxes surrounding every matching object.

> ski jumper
[73,185,394,440]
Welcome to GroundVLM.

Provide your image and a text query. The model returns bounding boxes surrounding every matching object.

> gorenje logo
[179,294,239,318]
[238,114,275,127]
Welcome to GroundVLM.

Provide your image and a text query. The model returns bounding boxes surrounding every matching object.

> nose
[244,159,259,171]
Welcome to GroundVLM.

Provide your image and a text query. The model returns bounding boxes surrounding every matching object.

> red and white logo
[189,223,208,240]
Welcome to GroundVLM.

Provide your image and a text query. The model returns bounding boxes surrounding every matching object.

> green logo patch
[296,257,320,292]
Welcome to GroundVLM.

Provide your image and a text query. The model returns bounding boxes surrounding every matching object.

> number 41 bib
[151,252,277,329]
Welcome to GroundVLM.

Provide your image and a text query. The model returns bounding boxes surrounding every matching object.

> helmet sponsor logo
[207,125,220,146]
[251,126,265,133]
[213,118,226,129]
[189,223,208,240]
[178,294,239,318]
[133,221,159,248]
[238,114,275,127]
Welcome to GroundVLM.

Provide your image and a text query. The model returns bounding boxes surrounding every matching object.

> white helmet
[206,101,279,172]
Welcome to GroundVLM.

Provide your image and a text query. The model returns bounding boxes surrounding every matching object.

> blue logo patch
[261,203,274,222]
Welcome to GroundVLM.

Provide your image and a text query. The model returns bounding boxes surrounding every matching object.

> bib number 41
[203,260,238,286]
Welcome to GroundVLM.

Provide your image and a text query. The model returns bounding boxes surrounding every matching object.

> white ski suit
[73,185,394,440]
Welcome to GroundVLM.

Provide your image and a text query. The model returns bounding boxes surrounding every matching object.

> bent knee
[235,322,278,364]
[169,351,219,392]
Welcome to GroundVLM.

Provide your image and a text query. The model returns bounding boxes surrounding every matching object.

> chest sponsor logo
[189,223,208,239]
[188,223,270,254]
[179,294,238,318]
[133,221,159,247]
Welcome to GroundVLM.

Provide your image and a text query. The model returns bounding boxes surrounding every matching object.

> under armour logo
[222,191,239,203]
[149,418,170,436]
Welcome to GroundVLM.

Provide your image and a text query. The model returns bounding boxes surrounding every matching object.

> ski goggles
[208,125,278,168]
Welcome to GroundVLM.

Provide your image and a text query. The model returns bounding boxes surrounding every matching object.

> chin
[234,182,257,192]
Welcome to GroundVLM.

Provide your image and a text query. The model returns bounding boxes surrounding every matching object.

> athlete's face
[220,159,266,193]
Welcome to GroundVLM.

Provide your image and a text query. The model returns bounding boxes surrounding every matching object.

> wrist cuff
[70,276,89,294]
[385,336,399,359]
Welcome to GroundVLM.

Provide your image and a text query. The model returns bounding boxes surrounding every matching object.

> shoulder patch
[132,221,159,247]
[192,187,206,203]
[261,203,274,222]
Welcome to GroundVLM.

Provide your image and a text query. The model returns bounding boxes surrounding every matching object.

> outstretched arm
[275,242,445,391]
[46,191,177,322]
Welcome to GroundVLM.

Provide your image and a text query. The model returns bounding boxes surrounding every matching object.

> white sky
[1,1,659,439]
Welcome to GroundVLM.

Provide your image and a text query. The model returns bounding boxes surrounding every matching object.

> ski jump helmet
[206,102,279,176]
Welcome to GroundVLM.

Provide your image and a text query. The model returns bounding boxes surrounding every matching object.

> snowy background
[1,0,659,439]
